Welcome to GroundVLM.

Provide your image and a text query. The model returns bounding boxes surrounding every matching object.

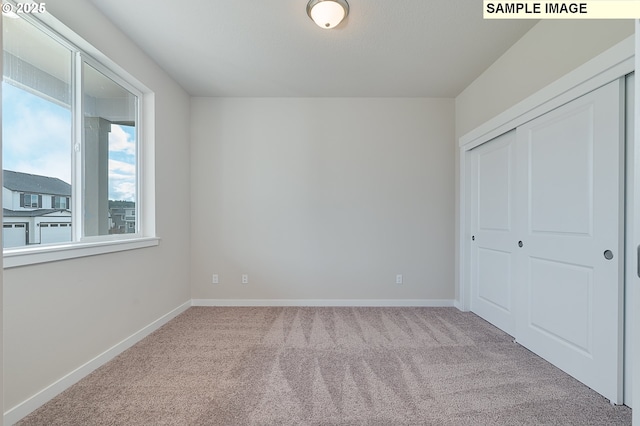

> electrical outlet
[212,274,219,284]
[242,274,249,284]
[396,274,403,284]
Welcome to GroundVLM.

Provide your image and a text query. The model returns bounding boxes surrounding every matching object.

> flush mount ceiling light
[307,0,349,29]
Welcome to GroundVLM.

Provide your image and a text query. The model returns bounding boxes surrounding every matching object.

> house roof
[3,170,71,197]
[3,208,71,217]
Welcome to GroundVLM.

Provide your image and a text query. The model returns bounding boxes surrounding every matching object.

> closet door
[470,130,518,335]
[515,79,624,404]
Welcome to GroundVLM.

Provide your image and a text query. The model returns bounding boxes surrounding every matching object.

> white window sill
[3,237,160,268]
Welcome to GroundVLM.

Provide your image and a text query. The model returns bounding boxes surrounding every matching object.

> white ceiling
[87,0,537,98]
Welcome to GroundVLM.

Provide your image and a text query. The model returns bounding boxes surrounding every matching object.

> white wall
[454,20,634,302]
[2,188,11,211]
[190,98,455,302]
[4,0,191,413]
[456,20,634,139]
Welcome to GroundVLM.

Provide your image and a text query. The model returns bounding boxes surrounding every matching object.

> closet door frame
[458,35,634,405]
[458,36,633,312]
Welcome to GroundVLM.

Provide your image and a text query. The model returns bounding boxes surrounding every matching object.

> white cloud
[3,94,72,183]
[108,159,136,201]
[111,181,136,202]
[109,159,136,174]
[108,124,136,155]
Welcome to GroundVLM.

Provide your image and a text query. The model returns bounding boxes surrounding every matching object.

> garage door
[40,223,72,245]
[3,223,27,248]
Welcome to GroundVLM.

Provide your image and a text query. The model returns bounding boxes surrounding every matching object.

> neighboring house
[2,170,72,248]
[109,204,136,234]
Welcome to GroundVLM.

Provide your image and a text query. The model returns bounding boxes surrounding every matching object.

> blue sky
[2,82,137,201]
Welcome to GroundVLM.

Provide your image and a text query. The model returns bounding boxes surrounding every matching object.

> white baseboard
[192,299,456,307]
[4,300,191,426]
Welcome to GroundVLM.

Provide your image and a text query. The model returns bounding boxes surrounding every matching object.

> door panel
[529,105,593,236]
[478,142,512,231]
[477,247,512,312]
[515,79,623,404]
[471,130,517,335]
[529,257,592,354]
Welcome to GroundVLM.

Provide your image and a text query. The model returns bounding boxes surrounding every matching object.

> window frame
[52,196,69,210]
[22,194,40,208]
[2,5,158,268]
[76,53,142,241]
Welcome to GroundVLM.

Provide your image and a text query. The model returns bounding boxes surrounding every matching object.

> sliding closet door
[470,131,518,335]
[515,79,624,404]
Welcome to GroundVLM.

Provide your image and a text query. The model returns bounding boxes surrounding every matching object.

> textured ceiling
[87,0,537,97]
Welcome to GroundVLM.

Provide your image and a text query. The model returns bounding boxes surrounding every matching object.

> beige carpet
[18,307,631,425]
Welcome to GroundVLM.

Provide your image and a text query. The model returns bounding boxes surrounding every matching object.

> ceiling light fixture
[307,0,349,29]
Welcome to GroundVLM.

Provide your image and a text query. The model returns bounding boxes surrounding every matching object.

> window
[21,194,41,208]
[52,196,69,209]
[82,62,138,237]
[2,8,155,264]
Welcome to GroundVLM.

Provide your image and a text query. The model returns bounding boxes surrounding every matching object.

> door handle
[604,250,613,260]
